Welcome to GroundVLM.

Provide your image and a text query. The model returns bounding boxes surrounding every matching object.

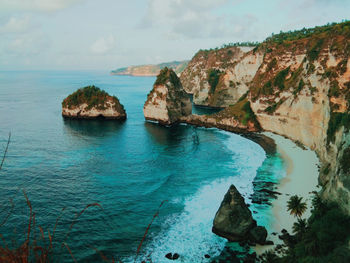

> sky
[0,0,349,71]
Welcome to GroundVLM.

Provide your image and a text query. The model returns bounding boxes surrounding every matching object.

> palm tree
[287,195,307,218]
[292,218,308,239]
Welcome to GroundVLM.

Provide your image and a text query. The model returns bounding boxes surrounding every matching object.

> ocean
[0,70,285,262]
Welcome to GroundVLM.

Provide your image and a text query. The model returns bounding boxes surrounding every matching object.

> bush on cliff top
[264,20,350,44]
[62,85,124,111]
[154,67,181,87]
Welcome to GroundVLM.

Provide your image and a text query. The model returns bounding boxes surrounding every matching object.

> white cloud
[5,31,51,55]
[140,0,254,39]
[0,16,33,33]
[0,0,84,12]
[90,35,117,55]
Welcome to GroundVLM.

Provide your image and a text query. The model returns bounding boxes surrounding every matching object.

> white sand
[255,132,320,254]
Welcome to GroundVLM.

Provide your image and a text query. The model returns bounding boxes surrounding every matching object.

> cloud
[0,0,84,12]
[90,35,117,55]
[5,31,51,55]
[0,15,33,34]
[140,0,254,39]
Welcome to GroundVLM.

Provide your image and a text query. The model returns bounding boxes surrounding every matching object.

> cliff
[111,60,188,76]
[180,46,257,106]
[182,21,350,214]
[62,85,126,120]
[143,67,192,125]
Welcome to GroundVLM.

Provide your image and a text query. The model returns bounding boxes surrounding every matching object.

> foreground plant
[287,195,307,218]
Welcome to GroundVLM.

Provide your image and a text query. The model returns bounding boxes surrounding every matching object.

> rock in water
[249,226,267,245]
[143,67,192,125]
[212,184,268,245]
[62,85,126,120]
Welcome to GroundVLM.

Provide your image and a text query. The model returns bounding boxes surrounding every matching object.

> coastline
[255,132,320,254]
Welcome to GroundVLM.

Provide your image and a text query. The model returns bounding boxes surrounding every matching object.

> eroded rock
[62,85,126,120]
[143,67,192,125]
[212,184,268,244]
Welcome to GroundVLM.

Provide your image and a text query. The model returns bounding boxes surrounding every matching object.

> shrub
[62,86,123,111]
[207,69,223,93]
[307,39,324,61]
[327,113,350,143]
[274,67,290,90]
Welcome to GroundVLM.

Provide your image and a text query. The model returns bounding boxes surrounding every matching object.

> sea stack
[213,184,267,245]
[62,85,126,120]
[143,67,192,125]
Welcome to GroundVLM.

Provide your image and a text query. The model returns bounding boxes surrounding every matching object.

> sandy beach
[256,132,320,253]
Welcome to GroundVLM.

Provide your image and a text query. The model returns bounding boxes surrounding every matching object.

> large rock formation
[180,46,258,107]
[181,21,350,214]
[143,67,192,125]
[180,98,260,132]
[212,185,267,244]
[62,85,126,120]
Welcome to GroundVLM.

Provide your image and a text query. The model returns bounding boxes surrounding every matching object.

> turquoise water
[0,71,285,262]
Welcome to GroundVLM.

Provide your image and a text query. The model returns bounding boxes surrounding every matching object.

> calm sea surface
[0,71,285,262]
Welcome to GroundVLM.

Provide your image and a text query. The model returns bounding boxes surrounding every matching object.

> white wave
[126,132,266,263]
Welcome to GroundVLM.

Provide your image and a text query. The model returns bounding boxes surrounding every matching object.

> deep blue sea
[0,71,285,262]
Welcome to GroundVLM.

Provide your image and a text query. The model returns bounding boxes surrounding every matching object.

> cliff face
[180,46,255,106]
[62,86,126,120]
[143,67,192,125]
[182,22,350,213]
[111,61,188,76]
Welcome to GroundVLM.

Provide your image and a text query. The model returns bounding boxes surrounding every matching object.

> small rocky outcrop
[212,184,268,245]
[62,85,126,120]
[143,67,192,125]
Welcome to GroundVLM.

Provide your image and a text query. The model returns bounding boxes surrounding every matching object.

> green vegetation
[327,112,350,143]
[261,193,350,263]
[154,67,181,87]
[62,85,124,112]
[262,80,273,95]
[274,67,290,90]
[293,79,304,96]
[340,147,350,174]
[264,20,350,44]
[267,58,277,71]
[241,101,256,126]
[207,68,223,93]
[213,98,260,129]
[307,39,324,61]
[328,81,341,97]
[287,195,307,218]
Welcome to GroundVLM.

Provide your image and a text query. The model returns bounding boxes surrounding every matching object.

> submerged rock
[143,67,192,125]
[62,85,126,120]
[212,184,268,245]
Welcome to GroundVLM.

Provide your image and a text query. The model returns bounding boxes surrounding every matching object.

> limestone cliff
[111,60,188,77]
[182,21,350,213]
[62,86,126,120]
[143,67,192,125]
[180,46,257,107]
